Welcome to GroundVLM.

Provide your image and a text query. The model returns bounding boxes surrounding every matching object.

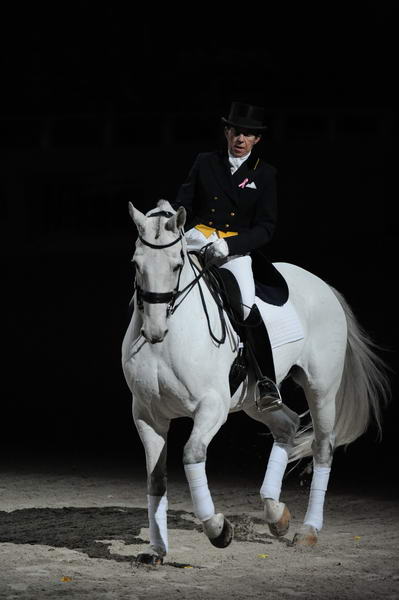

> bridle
[134,210,227,343]
[133,210,185,317]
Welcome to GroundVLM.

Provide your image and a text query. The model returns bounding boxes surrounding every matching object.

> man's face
[225,126,261,157]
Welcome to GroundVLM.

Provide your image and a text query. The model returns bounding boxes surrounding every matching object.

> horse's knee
[183,441,207,465]
[183,400,228,464]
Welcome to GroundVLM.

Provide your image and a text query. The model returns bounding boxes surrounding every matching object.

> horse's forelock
[145,200,174,217]
[157,199,174,212]
[143,201,177,240]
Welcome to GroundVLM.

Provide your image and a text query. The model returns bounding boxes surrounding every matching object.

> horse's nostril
[141,329,168,343]
[152,331,168,344]
[152,333,167,343]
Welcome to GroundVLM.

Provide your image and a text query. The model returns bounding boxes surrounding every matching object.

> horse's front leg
[183,394,233,548]
[133,403,170,565]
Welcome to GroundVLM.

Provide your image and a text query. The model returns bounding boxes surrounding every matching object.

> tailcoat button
[230,212,235,216]
[208,221,213,226]
[225,224,230,228]
[211,208,215,213]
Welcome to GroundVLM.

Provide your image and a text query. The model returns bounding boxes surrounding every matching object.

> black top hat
[222,101,267,132]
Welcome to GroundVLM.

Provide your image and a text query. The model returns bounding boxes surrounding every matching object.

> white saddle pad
[255,297,305,350]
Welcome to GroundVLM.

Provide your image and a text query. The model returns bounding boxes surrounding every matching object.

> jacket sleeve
[225,166,277,255]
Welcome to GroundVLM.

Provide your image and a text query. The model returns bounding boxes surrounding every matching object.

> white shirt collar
[228,151,251,174]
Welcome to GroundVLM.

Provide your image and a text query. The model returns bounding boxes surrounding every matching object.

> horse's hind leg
[133,404,170,564]
[183,394,233,549]
[243,402,300,537]
[292,384,337,546]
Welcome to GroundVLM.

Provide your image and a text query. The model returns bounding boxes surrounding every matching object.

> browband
[139,233,183,249]
[148,210,174,218]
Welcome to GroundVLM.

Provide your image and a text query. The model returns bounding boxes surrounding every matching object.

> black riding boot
[243,304,282,412]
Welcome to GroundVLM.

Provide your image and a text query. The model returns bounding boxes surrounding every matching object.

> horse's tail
[289,287,391,462]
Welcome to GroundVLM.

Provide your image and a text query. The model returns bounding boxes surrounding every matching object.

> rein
[134,213,227,344]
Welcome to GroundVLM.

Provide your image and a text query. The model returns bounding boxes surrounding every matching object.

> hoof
[292,525,318,546]
[208,516,234,548]
[264,500,291,538]
[135,552,164,566]
[268,504,291,538]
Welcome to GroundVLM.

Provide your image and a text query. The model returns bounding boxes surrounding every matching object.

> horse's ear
[165,206,186,232]
[176,206,186,229]
[128,202,146,231]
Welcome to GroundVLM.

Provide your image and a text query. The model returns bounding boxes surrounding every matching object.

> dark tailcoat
[175,150,277,256]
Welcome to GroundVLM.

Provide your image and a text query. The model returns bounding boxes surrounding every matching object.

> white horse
[122,199,389,565]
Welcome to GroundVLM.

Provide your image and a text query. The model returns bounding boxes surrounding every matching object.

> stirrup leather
[255,376,283,412]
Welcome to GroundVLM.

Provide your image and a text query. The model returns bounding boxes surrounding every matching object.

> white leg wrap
[184,462,215,522]
[148,494,168,555]
[260,443,290,501]
[303,464,331,531]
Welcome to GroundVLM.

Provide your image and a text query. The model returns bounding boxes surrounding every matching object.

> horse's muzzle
[141,328,169,344]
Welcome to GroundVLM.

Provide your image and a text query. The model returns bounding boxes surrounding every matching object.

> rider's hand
[206,238,229,262]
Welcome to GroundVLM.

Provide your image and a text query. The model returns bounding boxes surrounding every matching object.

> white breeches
[185,227,255,319]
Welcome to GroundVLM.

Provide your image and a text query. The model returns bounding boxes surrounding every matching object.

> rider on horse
[174,101,281,409]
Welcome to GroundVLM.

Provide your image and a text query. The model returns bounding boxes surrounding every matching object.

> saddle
[199,256,289,397]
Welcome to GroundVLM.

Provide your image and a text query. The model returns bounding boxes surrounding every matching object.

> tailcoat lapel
[231,152,260,195]
[210,152,240,206]
[210,151,261,206]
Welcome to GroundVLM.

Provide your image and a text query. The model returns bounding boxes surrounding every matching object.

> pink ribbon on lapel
[238,177,249,189]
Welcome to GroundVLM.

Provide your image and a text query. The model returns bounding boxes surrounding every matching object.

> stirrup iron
[255,377,282,412]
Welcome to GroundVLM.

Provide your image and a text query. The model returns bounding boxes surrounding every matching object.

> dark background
[1,4,397,487]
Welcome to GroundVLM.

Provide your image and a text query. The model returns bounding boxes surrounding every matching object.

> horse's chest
[128,354,192,414]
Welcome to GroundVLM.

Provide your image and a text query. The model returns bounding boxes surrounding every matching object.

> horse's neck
[181,253,201,284]
[179,254,208,311]
[175,253,237,351]
[172,254,220,330]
